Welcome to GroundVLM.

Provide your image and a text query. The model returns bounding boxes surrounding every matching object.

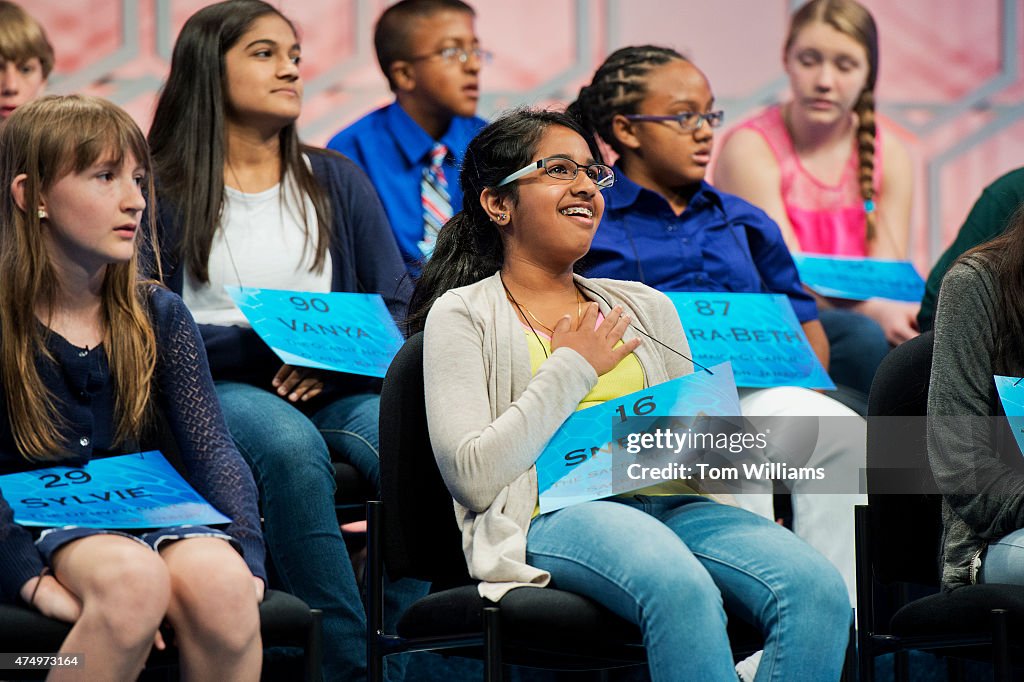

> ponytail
[406,212,503,335]
[406,108,602,334]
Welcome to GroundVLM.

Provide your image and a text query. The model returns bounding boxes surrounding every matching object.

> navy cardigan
[0,287,267,602]
[153,148,413,395]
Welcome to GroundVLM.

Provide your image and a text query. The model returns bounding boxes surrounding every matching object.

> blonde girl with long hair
[717,0,916,397]
[0,94,265,681]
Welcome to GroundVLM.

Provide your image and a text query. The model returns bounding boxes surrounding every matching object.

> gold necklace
[506,287,584,334]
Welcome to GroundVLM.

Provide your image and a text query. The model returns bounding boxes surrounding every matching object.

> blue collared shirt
[327,102,487,269]
[583,170,818,323]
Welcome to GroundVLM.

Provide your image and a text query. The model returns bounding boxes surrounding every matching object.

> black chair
[858,329,1024,681]
[334,460,375,524]
[367,332,793,682]
[0,589,322,680]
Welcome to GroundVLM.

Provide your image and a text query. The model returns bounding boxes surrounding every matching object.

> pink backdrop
[28,0,1024,273]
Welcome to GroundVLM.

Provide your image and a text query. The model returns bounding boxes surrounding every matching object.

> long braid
[566,45,686,153]
[854,89,877,242]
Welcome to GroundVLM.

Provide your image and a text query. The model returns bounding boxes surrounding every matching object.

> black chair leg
[841,614,856,682]
[945,656,965,682]
[366,501,385,682]
[854,506,875,682]
[306,608,323,682]
[484,606,501,682]
[894,650,909,682]
[993,608,1010,682]
[857,638,874,682]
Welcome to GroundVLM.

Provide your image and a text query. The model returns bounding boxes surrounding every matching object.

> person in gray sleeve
[928,205,1024,589]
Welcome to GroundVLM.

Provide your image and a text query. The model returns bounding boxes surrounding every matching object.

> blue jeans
[979,527,1024,584]
[819,307,890,396]
[526,496,850,682]
[216,382,423,682]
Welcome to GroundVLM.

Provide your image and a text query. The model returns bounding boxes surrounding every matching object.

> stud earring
[37,208,47,220]
[499,213,508,222]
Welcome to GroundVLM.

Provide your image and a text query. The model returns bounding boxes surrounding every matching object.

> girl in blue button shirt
[569,46,867,616]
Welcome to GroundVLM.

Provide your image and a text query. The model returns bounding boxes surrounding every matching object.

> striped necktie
[419,142,451,258]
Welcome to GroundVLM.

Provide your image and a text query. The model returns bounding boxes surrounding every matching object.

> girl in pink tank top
[716,0,918,355]
[730,103,881,257]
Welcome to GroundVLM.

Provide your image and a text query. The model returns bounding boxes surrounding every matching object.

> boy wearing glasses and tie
[327,0,488,272]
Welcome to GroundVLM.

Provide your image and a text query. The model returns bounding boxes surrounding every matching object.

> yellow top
[523,326,700,518]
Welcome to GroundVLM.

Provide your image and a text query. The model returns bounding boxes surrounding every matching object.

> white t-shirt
[183,171,333,327]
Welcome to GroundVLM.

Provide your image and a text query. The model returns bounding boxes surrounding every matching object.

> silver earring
[37,208,47,220]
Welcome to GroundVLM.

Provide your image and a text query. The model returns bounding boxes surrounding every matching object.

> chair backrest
[378,332,472,587]
[866,329,940,586]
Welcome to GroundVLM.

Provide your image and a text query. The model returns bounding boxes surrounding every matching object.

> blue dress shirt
[584,169,819,323]
[327,102,487,269]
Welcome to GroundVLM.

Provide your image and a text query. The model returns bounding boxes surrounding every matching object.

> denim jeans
[979,527,1024,584]
[819,307,890,396]
[526,496,850,682]
[216,382,424,681]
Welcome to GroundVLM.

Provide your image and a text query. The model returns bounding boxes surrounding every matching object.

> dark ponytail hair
[565,45,686,154]
[406,107,602,334]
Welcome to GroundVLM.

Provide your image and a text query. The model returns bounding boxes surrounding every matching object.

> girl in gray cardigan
[929,209,1024,590]
[407,108,851,682]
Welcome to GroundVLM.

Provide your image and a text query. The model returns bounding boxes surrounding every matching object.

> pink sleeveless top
[731,104,883,257]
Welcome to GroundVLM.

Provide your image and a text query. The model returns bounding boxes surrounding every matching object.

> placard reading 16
[614,395,656,422]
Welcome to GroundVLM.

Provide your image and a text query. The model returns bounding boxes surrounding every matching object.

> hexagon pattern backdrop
[29,0,1024,272]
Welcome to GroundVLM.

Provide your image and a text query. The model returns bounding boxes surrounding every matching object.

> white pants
[734,386,866,606]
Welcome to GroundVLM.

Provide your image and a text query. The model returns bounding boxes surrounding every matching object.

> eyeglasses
[623,110,725,131]
[496,157,615,189]
[408,46,493,65]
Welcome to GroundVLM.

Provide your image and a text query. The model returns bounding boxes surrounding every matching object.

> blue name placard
[792,254,925,302]
[665,292,834,390]
[536,363,740,514]
[995,375,1024,458]
[0,451,232,529]
[227,287,404,378]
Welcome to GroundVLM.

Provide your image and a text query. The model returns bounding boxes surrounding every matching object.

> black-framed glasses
[408,46,493,65]
[624,110,725,131]
[495,157,615,189]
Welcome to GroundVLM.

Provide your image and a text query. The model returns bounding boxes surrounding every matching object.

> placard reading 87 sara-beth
[227,287,404,378]
[666,292,835,390]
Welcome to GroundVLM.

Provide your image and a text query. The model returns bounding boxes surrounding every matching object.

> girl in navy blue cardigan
[147,2,415,679]
[0,95,265,680]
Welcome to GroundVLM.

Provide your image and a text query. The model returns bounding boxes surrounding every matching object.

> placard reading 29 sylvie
[792,254,925,302]
[995,375,1024,458]
[535,363,740,514]
[0,451,231,529]
[227,287,404,378]
[666,292,834,390]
